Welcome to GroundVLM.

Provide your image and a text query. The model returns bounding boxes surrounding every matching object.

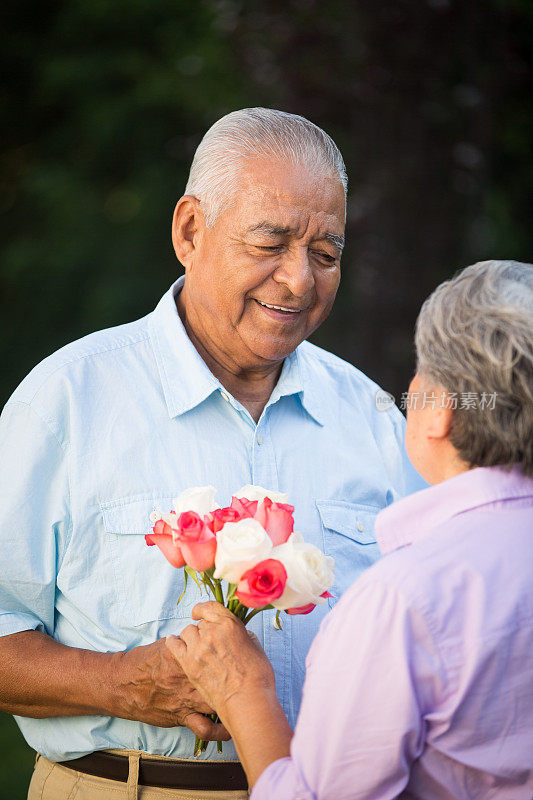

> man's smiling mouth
[255,300,303,314]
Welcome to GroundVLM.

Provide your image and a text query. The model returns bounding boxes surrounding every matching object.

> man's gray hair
[185,107,347,227]
[415,260,533,476]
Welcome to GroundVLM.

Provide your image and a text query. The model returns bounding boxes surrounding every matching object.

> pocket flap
[100,495,169,535]
[316,500,379,544]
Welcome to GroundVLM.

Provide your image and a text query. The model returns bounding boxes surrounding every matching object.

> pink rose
[285,590,332,616]
[152,517,175,537]
[145,518,186,568]
[254,497,294,546]
[176,511,217,572]
[230,496,258,518]
[235,559,288,608]
[206,506,244,534]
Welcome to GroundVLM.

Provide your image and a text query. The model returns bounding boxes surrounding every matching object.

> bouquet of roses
[146,484,334,756]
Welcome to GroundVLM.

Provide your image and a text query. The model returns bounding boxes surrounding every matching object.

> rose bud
[172,486,220,518]
[207,506,244,534]
[254,497,295,546]
[176,511,217,572]
[271,533,335,611]
[230,496,258,519]
[214,518,273,584]
[236,559,288,608]
[234,485,289,504]
[145,517,186,568]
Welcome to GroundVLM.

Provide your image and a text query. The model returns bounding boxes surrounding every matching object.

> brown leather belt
[58,751,248,791]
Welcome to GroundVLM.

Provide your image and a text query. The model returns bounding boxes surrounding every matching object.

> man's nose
[272,247,315,298]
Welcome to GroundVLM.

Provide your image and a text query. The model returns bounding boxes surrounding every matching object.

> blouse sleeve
[252,575,441,800]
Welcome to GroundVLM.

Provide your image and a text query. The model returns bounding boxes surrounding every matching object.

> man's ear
[171,195,205,271]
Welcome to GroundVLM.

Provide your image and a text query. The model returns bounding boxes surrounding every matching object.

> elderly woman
[167,260,533,799]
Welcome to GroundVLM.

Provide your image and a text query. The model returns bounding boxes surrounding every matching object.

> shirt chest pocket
[101,495,204,627]
[316,500,382,607]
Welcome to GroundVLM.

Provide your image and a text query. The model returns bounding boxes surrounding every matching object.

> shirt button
[257,433,263,445]
[221,392,230,403]
[356,520,364,532]
[272,615,282,629]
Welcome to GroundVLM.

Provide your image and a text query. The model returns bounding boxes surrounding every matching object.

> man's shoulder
[7,314,152,408]
[298,339,404,429]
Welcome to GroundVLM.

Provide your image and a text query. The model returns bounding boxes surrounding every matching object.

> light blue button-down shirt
[0,276,424,762]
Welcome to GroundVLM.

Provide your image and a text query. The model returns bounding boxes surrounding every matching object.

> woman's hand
[166,602,292,787]
[165,602,276,720]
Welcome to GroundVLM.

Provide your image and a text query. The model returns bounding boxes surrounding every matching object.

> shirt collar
[375,464,533,555]
[148,276,323,423]
[267,346,324,425]
[292,352,326,426]
[148,277,220,417]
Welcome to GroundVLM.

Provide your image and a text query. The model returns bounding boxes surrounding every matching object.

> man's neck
[176,293,282,424]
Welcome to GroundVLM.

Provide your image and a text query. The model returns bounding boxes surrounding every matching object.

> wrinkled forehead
[229,157,346,238]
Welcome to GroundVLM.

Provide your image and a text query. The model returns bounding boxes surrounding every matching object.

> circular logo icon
[374,389,395,411]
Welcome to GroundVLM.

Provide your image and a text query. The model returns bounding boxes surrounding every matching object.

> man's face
[181,157,346,369]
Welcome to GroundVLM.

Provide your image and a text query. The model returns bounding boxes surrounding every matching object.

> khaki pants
[28,751,249,800]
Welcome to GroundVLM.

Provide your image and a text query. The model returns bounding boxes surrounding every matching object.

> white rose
[214,518,273,584]
[172,486,220,518]
[271,532,335,610]
[234,484,289,504]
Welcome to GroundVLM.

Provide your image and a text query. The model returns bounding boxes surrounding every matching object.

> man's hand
[115,637,230,741]
[165,602,276,720]
[0,629,229,742]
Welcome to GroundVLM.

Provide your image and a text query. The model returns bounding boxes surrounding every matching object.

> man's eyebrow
[246,223,294,237]
[246,223,345,252]
[324,232,345,252]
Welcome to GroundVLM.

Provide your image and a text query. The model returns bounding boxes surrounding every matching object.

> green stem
[213,578,224,605]
[225,583,237,604]
[242,606,265,625]
[202,572,216,596]
[194,735,204,757]
[194,712,222,757]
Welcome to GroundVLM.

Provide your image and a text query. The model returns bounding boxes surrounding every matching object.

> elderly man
[0,108,423,799]
[169,259,533,799]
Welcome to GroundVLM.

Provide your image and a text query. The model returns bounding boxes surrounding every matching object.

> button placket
[250,416,290,710]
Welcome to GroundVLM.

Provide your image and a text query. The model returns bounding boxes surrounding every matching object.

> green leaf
[201,572,216,597]
[184,566,202,591]
[176,569,189,608]
[225,582,237,603]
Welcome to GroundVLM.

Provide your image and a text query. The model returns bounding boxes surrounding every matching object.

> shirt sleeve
[252,576,441,800]
[0,401,70,637]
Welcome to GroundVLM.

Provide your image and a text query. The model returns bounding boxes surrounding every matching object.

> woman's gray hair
[415,260,533,476]
[185,107,347,226]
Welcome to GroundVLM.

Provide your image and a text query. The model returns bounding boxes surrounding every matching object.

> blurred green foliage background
[1,0,532,796]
